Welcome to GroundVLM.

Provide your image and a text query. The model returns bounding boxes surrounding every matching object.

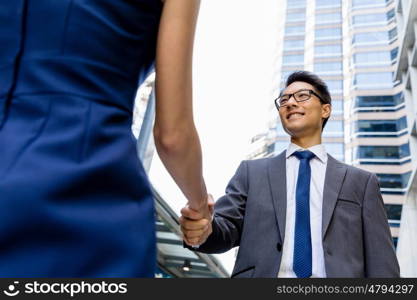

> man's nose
[286,95,299,107]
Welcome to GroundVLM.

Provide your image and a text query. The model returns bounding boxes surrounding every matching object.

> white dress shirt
[277,143,328,278]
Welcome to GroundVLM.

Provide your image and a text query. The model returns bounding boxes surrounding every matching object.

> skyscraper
[250,0,408,248]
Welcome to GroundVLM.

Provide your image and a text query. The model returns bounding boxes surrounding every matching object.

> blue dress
[0,0,162,277]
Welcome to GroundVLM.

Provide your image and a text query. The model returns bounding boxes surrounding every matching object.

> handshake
[179,194,215,247]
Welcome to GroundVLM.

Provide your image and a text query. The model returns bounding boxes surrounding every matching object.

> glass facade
[316,0,341,7]
[314,44,342,56]
[352,0,390,8]
[354,143,410,160]
[282,54,304,65]
[315,27,342,40]
[354,93,404,108]
[280,0,405,246]
[355,116,407,133]
[353,51,392,65]
[352,28,397,44]
[377,172,411,189]
[324,142,344,158]
[287,12,306,21]
[266,1,407,243]
[284,39,304,50]
[314,62,343,73]
[332,100,343,113]
[384,204,403,221]
[352,10,394,25]
[287,0,306,8]
[316,12,342,24]
[353,72,394,88]
[325,80,343,92]
[285,25,305,35]
[323,120,344,137]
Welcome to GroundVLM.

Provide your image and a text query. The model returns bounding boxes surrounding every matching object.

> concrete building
[394,0,417,277]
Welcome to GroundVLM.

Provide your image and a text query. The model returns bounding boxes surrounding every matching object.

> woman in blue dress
[0,0,210,277]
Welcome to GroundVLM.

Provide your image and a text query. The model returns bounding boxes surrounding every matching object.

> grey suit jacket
[190,151,400,278]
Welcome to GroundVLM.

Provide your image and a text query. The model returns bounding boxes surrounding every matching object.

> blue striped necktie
[293,150,315,278]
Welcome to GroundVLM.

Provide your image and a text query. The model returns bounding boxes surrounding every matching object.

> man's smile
[286,111,305,120]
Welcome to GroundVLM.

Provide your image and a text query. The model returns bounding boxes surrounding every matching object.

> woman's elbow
[153,126,192,154]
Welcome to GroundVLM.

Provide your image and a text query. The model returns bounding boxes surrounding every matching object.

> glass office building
[249,0,409,249]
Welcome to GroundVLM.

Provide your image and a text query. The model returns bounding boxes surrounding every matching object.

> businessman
[180,71,400,278]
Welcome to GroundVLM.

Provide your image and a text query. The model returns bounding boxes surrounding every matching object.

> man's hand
[180,194,214,247]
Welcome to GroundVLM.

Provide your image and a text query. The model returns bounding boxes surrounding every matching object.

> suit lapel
[267,151,287,243]
[322,154,347,239]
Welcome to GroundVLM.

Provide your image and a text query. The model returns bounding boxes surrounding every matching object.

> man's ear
[322,103,331,119]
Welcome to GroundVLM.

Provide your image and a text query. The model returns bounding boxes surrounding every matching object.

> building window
[353,32,387,43]
[377,172,411,189]
[352,0,390,8]
[323,120,343,137]
[388,28,398,40]
[353,51,392,65]
[355,143,411,160]
[314,61,342,73]
[314,44,342,56]
[355,116,407,133]
[353,72,394,88]
[324,143,344,157]
[282,54,304,65]
[352,11,393,25]
[316,0,341,8]
[384,204,402,221]
[354,93,404,107]
[387,8,395,20]
[331,100,343,113]
[287,0,306,8]
[325,80,343,92]
[285,25,305,36]
[287,12,306,22]
[315,27,342,40]
[392,237,398,248]
[391,47,399,60]
[283,39,304,50]
[316,12,342,24]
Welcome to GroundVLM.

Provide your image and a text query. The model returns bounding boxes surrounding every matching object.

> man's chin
[283,124,306,136]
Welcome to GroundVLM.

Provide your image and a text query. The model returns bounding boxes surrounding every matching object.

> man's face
[278,81,331,137]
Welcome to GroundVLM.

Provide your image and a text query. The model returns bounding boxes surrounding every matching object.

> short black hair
[284,71,332,130]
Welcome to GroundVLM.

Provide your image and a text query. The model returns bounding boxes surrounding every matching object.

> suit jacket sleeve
[184,160,249,254]
[363,173,400,277]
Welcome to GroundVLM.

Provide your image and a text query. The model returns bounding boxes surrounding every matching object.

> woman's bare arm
[154,0,208,213]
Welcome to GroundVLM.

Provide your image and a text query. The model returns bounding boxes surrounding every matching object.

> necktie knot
[294,150,315,161]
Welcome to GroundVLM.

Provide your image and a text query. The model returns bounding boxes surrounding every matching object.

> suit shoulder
[245,156,273,165]
[245,154,281,168]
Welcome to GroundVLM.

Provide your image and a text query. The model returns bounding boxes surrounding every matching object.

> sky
[149,0,281,274]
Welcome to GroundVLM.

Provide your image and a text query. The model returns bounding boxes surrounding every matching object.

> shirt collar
[285,142,328,164]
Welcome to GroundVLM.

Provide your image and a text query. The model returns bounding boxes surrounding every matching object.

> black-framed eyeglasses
[274,89,324,109]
